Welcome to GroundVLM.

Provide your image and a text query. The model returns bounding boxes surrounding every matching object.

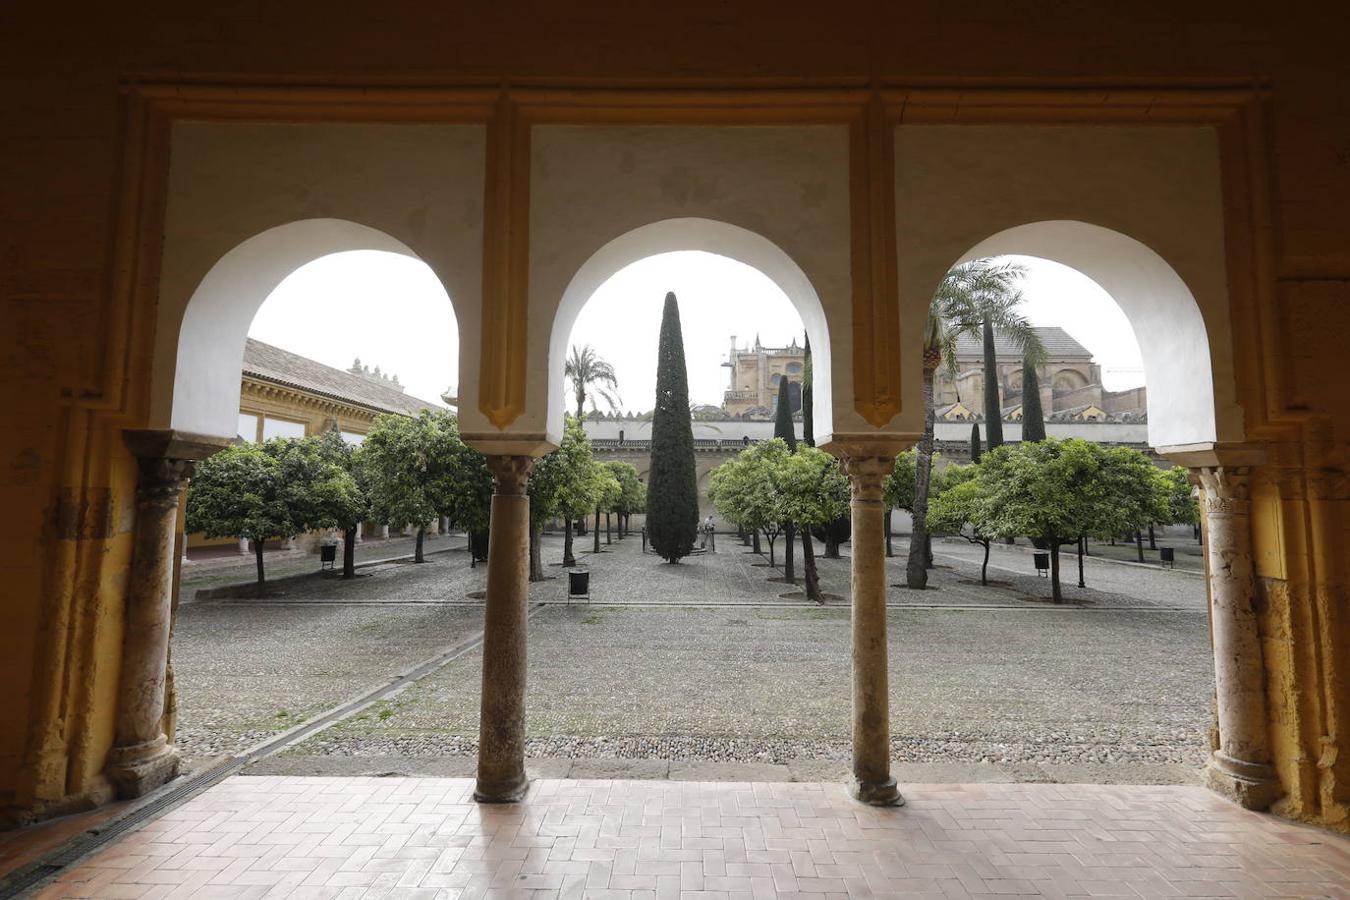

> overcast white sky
[248,249,1145,413]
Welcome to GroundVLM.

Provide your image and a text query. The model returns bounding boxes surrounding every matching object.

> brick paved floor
[37,776,1350,898]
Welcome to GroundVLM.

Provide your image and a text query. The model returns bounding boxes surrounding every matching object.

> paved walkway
[37,776,1350,898]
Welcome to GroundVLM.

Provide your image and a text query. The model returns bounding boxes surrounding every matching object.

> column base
[473,773,530,804]
[1204,750,1282,810]
[105,736,180,799]
[848,774,906,807]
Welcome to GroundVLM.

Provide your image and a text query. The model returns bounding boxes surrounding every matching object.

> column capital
[487,454,535,496]
[839,456,894,502]
[1196,465,1253,505]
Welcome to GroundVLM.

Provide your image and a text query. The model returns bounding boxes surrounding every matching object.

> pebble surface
[174,530,1212,779]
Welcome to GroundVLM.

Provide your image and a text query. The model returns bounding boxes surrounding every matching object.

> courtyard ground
[172,528,1212,787]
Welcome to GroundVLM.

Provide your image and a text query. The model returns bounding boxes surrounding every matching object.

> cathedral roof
[952,326,1092,360]
[242,339,443,418]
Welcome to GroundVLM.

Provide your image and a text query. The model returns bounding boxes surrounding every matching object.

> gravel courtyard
[172,529,1213,785]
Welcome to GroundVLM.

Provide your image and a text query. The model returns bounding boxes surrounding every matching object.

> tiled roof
[953,326,1091,360]
[242,339,443,418]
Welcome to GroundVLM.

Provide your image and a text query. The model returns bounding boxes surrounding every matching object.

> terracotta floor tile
[12,779,1349,898]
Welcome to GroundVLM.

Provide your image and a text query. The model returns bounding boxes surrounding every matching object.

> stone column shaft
[107,455,193,797]
[475,455,534,802]
[1198,465,1282,809]
[841,454,904,807]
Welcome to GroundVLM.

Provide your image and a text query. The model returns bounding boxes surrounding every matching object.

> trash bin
[320,543,337,570]
[1032,551,1050,577]
[1160,547,1175,568]
[568,570,590,601]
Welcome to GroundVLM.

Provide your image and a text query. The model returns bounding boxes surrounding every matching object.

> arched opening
[159,218,469,765]
[547,217,832,445]
[904,220,1232,789]
[166,218,459,438]
[953,220,1231,450]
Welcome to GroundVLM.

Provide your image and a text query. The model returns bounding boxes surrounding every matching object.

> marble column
[1196,465,1282,809]
[238,537,249,554]
[840,452,905,807]
[475,455,534,802]
[108,430,227,798]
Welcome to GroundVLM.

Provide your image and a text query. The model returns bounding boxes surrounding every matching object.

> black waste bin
[568,569,590,601]
[1160,547,1175,568]
[320,543,337,570]
[1032,551,1050,577]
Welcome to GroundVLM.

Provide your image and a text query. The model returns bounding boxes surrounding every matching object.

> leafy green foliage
[776,446,849,531]
[710,438,791,560]
[605,461,646,515]
[529,415,601,526]
[955,439,1166,600]
[647,292,699,562]
[885,449,946,512]
[1158,466,1200,526]
[187,442,295,545]
[186,436,357,582]
[363,410,458,531]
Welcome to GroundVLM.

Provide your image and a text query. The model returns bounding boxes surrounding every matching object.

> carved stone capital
[1196,466,1252,516]
[487,455,534,496]
[839,456,894,503]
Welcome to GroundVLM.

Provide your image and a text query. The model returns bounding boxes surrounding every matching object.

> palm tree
[565,345,621,421]
[906,260,1042,589]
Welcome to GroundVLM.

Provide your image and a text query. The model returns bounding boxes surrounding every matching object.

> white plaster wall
[894,125,1241,448]
[518,125,859,446]
[154,121,486,436]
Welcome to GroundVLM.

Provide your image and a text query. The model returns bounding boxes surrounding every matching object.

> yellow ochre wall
[1,3,1348,831]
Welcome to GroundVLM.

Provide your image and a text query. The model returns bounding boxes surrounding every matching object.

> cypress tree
[801,334,814,447]
[970,422,982,463]
[647,292,699,562]
[774,380,798,452]
[982,315,1004,449]
[774,381,797,583]
[1021,355,1047,442]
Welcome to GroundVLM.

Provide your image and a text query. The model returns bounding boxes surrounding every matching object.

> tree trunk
[825,520,841,559]
[1077,535,1086,588]
[925,534,933,569]
[1135,530,1145,562]
[764,532,775,566]
[605,512,612,544]
[415,525,426,563]
[982,314,1004,448]
[783,523,796,584]
[980,540,990,585]
[885,509,893,558]
[254,539,266,584]
[594,507,602,553]
[802,528,821,603]
[907,365,937,588]
[563,519,576,567]
[753,531,761,554]
[1049,540,1062,603]
[529,523,544,582]
[343,526,357,579]
[1148,523,1157,549]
